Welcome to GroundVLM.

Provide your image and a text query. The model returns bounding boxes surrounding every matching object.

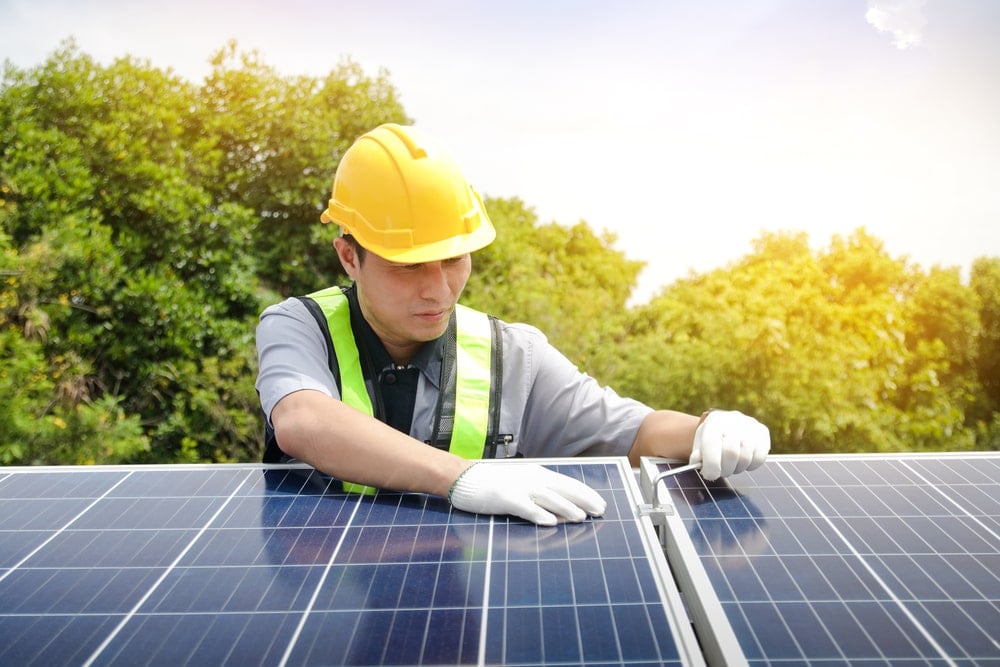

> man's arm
[271,388,606,525]
[627,409,700,467]
[628,408,770,479]
[271,388,469,497]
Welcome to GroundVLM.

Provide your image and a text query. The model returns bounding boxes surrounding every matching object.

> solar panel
[0,459,702,666]
[639,453,1000,666]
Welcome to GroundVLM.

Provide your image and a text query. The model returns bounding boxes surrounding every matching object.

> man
[255,123,769,526]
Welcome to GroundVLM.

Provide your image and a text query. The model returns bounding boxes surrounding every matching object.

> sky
[2,0,998,303]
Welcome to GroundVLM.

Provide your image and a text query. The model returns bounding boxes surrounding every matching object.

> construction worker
[255,123,770,526]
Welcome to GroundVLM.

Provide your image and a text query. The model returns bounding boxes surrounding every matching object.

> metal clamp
[636,462,701,532]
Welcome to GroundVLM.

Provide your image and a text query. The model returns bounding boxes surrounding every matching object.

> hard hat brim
[362,217,496,264]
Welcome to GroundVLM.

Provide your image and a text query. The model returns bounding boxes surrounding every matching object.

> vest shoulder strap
[302,286,373,416]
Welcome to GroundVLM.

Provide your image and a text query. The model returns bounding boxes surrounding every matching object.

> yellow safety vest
[304,286,500,493]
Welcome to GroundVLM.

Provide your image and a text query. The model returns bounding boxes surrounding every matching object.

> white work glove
[449,462,606,526]
[690,410,770,481]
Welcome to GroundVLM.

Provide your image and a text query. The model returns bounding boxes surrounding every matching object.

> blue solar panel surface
[647,453,1000,666]
[0,460,693,667]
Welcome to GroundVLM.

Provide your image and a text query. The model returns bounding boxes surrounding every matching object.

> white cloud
[865,0,929,48]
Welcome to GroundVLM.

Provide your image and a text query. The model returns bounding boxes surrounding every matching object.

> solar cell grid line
[0,470,135,586]
[277,483,366,667]
[898,458,1000,542]
[0,458,704,666]
[0,465,258,666]
[639,453,1000,667]
[81,471,256,667]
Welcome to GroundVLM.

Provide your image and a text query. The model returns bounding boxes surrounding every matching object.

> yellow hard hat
[320,123,496,263]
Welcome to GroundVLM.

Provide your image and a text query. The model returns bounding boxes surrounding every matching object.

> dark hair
[342,234,367,265]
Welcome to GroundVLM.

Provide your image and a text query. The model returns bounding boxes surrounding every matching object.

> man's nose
[418,262,450,298]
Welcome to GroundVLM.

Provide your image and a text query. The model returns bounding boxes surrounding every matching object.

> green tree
[970,256,1000,448]
[0,41,410,464]
[893,266,980,450]
[615,228,990,453]
[0,212,148,463]
[0,43,260,463]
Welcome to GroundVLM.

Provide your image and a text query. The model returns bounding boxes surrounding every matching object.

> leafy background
[2,42,997,465]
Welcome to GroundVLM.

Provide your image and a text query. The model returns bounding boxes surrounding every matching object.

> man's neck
[381,340,421,367]
[345,284,433,369]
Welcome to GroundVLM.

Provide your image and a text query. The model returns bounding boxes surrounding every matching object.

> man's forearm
[270,389,470,497]
[628,410,700,467]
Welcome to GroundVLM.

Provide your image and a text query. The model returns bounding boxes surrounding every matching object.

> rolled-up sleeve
[255,299,340,424]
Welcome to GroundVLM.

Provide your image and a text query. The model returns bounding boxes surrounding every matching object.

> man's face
[338,239,472,361]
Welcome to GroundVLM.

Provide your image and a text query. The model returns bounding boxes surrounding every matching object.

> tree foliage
[1,43,996,464]
[969,257,1000,447]
[612,230,994,453]
[0,41,405,463]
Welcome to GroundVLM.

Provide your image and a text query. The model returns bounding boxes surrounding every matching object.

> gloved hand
[449,462,606,526]
[691,410,770,481]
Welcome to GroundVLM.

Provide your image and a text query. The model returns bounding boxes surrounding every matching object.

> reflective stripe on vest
[306,286,493,461]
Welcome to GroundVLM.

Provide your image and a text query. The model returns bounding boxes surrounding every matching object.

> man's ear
[333,237,360,279]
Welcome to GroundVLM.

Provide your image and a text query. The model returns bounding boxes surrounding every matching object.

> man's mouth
[414,308,449,322]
